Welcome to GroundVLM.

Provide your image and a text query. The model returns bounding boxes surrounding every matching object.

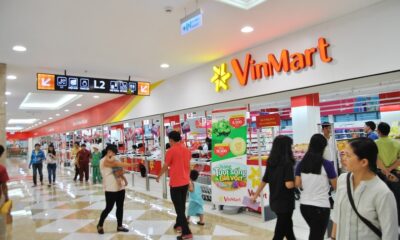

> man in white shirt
[321,122,340,175]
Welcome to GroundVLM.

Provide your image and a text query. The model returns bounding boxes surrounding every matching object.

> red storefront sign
[256,114,280,128]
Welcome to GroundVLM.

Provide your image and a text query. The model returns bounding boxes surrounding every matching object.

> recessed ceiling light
[93,95,100,99]
[6,126,23,131]
[160,63,170,69]
[241,26,254,33]
[76,103,82,107]
[20,93,81,110]
[8,119,38,124]
[55,113,60,116]
[64,109,69,112]
[38,122,42,124]
[4,102,8,105]
[6,75,17,80]
[12,45,27,52]
[43,120,47,122]
[48,117,53,120]
[5,91,11,96]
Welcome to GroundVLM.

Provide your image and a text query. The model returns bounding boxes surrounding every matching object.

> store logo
[211,37,333,91]
[211,63,232,92]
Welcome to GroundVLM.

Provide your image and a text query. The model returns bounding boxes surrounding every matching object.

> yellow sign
[211,63,232,92]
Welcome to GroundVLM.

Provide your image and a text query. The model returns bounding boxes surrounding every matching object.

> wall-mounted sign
[180,9,203,35]
[37,73,150,96]
[210,37,333,92]
[256,114,280,128]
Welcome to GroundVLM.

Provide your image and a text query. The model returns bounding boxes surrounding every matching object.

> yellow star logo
[248,166,261,188]
[211,63,232,92]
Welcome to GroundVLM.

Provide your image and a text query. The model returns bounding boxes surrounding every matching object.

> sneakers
[117,226,129,232]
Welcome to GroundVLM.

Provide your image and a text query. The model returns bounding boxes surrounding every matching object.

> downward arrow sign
[41,78,51,87]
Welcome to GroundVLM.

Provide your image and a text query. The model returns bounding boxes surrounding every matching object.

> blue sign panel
[180,9,203,35]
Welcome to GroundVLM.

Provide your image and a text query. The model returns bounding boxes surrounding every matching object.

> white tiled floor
[32,209,78,220]
[36,219,94,233]
[29,201,67,210]
[123,220,175,236]
[213,225,247,236]
[61,233,115,240]
[75,195,107,203]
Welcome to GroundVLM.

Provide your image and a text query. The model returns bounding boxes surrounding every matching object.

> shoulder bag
[346,173,382,238]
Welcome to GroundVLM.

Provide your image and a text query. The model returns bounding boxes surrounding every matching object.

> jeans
[170,184,191,236]
[273,210,296,240]
[79,163,89,182]
[300,204,331,240]
[98,190,126,227]
[32,163,43,185]
[47,163,57,184]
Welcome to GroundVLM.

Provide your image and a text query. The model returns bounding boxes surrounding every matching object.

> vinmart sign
[210,37,333,92]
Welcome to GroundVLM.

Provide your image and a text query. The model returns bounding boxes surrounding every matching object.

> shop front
[12,0,400,220]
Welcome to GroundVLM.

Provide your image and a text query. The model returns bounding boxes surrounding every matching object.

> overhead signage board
[37,73,150,96]
[180,9,203,35]
[256,114,281,128]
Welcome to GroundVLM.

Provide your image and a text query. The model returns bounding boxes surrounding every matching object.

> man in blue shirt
[364,121,379,140]
[29,143,46,187]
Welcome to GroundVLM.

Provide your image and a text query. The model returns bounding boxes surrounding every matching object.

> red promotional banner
[256,114,280,128]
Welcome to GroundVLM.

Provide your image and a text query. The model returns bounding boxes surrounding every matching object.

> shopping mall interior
[1,0,400,239]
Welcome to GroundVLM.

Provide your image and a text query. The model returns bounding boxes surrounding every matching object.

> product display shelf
[191,157,212,201]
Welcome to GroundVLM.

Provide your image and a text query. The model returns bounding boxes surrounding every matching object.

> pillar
[291,93,321,144]
[0,63,6,164]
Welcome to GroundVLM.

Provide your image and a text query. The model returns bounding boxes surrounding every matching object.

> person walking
[91,145,102,184]
[321,122,340,175]
[97,144,130,234]
[251,135,296,240]
[29,143,46,187]
[72,142,81,181]
[295,134,337,240]
[76,144,91,183]
[0,145,12,232]
[331,137,398,240]
[156,131,193,240]
[46,144,58,186]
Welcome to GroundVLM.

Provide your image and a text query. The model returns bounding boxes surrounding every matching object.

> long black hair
[300,134,327,175]
[268,135,295,168]
[48,144,56,156]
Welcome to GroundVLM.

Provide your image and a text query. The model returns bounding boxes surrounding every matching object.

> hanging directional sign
[37,73,150,96]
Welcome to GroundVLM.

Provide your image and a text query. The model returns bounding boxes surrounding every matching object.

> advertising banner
[211,107,248,206]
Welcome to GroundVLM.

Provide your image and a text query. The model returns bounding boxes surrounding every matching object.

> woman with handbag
[295,134,337,240]
[331,137,398,240]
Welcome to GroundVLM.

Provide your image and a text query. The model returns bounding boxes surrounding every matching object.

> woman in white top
[46,144,58,187]
[295,134,337,240]
[97,144,131,235]
[331,137,398,240]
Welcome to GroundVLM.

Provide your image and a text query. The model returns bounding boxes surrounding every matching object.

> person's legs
[32,164,38,185]
[92,166,96,183]
[301,204,330,240]
[171,185,191,236]
[115,190,126,228]
[52,164,57,183]
[74,165,79,181]
[79,164,84,182]
[84,164,89,182]
[47,164,52,184]
[273,211,295,240]
[38,163,43,184]
[98,192,117,227]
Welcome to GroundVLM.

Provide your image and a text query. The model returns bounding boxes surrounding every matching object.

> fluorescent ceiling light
[64,109,69,112]
[7,75,17,80]
[5,91,11,95]
[160,63,170,69]
[12,45,27,52]
[6,126,23,131]
[241,26,254,33]
[93,95,100,99]
[76,103,82,107]
[48,117,53,120]
[20,93,81,110]
[55,113,60,116]
[217,0,267,10]
[8,119,38,124]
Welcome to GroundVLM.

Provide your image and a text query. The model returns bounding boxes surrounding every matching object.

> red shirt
[0,164,9,183]
[77,149,91,165]
[165,143,191,187]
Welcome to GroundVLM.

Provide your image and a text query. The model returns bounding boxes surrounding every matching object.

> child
[187,170,205,225]
[112,156,128,188]
[91,145,102,184]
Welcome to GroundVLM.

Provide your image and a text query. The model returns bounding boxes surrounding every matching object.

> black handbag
[346,173,382,238]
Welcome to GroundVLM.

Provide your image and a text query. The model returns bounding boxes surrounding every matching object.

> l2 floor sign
[37,73,150,96]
